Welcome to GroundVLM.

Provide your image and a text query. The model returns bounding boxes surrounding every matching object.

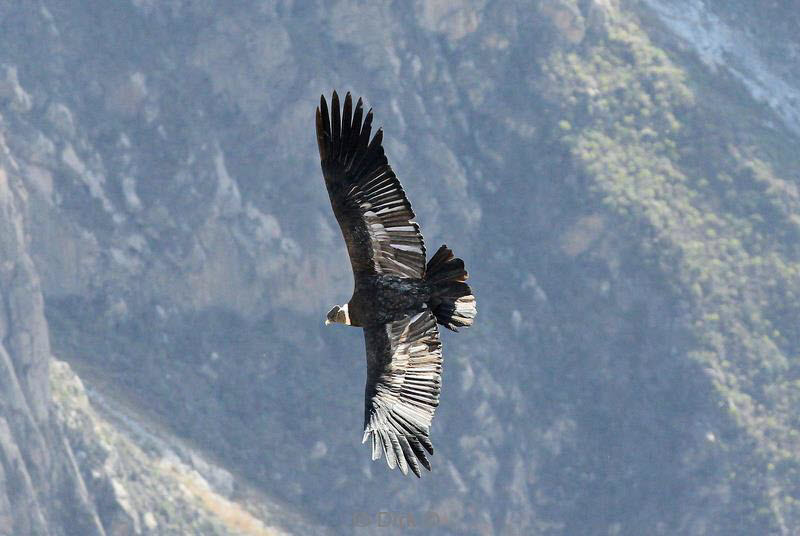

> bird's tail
[425,245,476,332]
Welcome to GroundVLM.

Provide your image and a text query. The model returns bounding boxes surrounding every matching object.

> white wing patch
[362,208,426,278]
[363,311,442,476]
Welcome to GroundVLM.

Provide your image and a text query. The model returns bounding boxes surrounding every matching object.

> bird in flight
[316,91,476,477]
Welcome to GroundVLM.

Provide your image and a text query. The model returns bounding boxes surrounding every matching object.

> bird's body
[316,91,476,476]
[347,274,429,327]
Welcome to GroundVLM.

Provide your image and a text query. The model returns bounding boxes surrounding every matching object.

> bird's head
[325,304,351,326]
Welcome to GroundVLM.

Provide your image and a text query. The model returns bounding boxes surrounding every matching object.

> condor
[316,91,476,477]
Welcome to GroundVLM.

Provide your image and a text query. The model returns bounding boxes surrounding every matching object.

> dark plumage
[316,91,476,476]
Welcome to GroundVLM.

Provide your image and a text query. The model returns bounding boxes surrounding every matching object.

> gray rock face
[0,129,104,535]
[1,114,309,534]
[2,0,800,534]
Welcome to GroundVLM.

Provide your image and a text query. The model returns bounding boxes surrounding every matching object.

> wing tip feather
[363,429,432,477]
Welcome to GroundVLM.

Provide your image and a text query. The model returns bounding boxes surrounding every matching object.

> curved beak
[325,319,331,326]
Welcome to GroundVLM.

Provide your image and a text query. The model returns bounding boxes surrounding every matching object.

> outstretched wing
[316,91,426,279]
[362,310,442,477]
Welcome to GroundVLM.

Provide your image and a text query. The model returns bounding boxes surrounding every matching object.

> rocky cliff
[2,0,800,534]
[1,59,308,536]
[0,123,104,536]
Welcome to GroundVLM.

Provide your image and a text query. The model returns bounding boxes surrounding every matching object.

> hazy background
[1,1,800,534]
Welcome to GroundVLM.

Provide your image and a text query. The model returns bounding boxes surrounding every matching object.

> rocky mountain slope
[1,56,314,536]
[2,0,799,534]
[0,126,104,536]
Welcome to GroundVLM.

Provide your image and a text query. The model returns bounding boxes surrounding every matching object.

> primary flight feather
[316,91,476,477]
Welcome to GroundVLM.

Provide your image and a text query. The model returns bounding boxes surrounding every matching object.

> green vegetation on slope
[543,5,800,531]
